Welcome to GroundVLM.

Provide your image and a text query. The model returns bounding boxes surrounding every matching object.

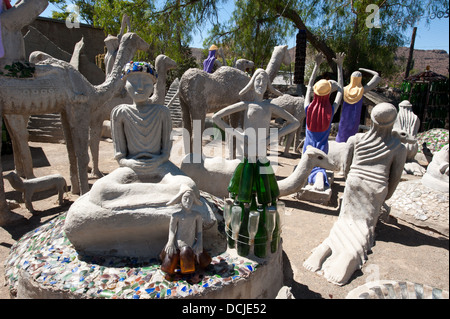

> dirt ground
[1,131,449,299]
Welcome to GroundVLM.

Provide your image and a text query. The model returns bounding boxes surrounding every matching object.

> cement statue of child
[160,186,212,279]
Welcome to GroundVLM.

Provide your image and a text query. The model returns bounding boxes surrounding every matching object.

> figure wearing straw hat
[302,52,345,190]
[335,68,381,143]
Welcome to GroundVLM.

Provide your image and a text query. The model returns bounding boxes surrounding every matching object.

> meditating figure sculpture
[64,62,219,257]
[335,68,381,143]
[303,102,407,285]
[88,61,199,208]
[302,52,345,191]
[160,186,212,278]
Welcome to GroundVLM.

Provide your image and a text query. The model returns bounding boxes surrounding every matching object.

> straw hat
[209,44,219,51]
[344,74,364,104]
[313,79,332,96]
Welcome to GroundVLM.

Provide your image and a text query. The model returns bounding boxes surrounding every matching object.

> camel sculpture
[233,59,254,72]
[271,94,305,156]
[3,36,89,180]
[180,145,337,199]
[179,45,291,155]
[1,33,149,200]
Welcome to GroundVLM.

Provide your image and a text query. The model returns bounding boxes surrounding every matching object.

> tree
[207,0,449,80]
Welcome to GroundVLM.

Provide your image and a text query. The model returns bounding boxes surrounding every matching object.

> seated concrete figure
[303,103,407,285]
[88,62,198,208]
[64,62,219,258]
[160,186,212,277]
[393,100,426,176]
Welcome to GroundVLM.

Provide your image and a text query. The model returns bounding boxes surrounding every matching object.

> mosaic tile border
[4,213,263,299]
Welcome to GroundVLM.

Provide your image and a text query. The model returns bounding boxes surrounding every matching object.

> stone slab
[386,180,449,237]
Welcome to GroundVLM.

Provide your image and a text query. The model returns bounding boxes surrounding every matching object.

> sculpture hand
[165,243,177,256]
[314,52,325,65]
[192,242,202,256]
[333,52,346,66]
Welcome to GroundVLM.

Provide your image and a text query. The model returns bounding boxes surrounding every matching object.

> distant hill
[190,46,449,80]
[395,47,449,77]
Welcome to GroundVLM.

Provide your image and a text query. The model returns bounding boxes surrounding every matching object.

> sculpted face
[253,73,268,96]
[181,191,194,211]
[125,72,154,103]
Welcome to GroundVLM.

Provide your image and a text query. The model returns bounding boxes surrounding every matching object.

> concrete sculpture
[89,54,177,178]
[203,44,225,73]
[3,171,66,212]
[64,62,220,258]
[303,102,407,285]
[233,58,254,72]
[335,68,381,143]
[0,0,48,219]
[212,68,300,159]
[301,52,344,191]
[1,31,149,201]
[104,14,131,76]
[179,45,291,155]
[394,100,426,176]
[422,143,449,193]
[160,186,212,279]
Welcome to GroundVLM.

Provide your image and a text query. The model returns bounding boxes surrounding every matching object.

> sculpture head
[104,34,119,52]
[371,103,397,128]
[313,79,332,97]
[344,71,364,104]
[122,61,157,103]
[167,185,203,210]
[399,100,413,109]
[239,68,282,101]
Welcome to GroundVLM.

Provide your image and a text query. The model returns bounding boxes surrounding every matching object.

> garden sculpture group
[1,1,436,293]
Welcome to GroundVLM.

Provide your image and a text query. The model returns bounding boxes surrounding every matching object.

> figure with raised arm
[302,52,345,191]
[335,68,381,143]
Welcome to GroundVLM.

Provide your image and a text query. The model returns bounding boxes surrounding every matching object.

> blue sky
[38,1,449,53]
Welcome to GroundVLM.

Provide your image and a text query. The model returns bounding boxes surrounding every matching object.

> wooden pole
[405,27,417,79]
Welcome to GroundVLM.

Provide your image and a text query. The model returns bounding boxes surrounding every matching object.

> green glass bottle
[238,160,255,203]
[254,205,267,258]
[228,158,246,195]
[266,163,280,201]
[237,195,257,257]
[256,160,272,205]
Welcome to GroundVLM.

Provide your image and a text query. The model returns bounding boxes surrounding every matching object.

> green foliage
[205,1,295,69]
[0,62,35,78]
